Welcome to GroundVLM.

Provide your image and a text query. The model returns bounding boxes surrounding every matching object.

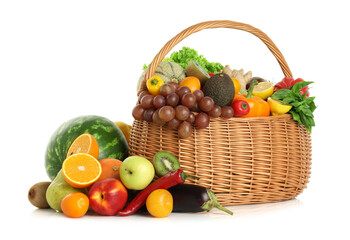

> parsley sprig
[271,81,316,133]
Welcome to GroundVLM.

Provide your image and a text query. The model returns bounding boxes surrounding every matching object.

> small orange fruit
[62,153,102,188]
[61,192,89,218]
[232,78,241,94]
[179,76,201,93]
[98,158,123,181]
[66,133,99,159]
[146,189,173,218]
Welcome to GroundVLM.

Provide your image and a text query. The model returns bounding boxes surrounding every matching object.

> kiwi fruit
[202,73,235,107]
[186,60,210,86]
[152,151,181,177]
[28,181,51,209]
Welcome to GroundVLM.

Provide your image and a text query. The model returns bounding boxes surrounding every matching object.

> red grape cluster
[132,82,234,139]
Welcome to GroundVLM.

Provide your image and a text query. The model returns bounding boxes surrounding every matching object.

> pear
[46,170,87,212]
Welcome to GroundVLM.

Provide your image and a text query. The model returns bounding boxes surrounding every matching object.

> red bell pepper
[274,77,310,97]
[231,99,250,117]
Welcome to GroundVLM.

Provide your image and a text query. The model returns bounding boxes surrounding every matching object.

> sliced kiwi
[186,59,210,86]
[152,151,181,177]
[28,181,51,209]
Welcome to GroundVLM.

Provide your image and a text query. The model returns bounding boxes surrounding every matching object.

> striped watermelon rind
[45,115,129,180]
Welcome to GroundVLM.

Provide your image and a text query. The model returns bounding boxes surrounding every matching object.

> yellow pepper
[146,75,164,96]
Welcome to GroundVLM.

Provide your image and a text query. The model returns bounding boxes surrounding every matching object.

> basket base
[205,186,303,206]
[129,114,312,206]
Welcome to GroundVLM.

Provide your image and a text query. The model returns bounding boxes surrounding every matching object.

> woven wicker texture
[130,20,312,206]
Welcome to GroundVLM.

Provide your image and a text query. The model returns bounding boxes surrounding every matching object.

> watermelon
[45,115,129,180]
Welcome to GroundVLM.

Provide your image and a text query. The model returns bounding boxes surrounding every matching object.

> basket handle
[139,20,293,95]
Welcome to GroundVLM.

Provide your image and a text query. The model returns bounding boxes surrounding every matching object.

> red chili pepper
[117,169,199,216]
[209,73,215,77]
[274,77,310,97]
[231,99,250,117]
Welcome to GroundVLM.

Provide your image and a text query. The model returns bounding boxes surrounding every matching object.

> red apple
[88,178,128,216]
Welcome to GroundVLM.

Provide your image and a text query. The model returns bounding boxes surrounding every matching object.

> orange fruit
[62,153,102,188]
[179,76,201,93]
[61,192,89,218]
[98,158,123,181]
[66,133,99,159]
[146,189,173,218]
[232,78,241,94]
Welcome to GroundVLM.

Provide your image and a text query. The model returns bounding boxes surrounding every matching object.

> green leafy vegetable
[143,47,223,74]
[272,81,316,133]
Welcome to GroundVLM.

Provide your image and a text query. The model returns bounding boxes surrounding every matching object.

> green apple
[120,156,155,190]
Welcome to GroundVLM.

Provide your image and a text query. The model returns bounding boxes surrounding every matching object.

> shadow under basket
[129,114,312,206]
[130,20,312,206]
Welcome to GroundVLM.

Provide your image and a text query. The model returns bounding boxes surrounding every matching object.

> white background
[1,0,349,239]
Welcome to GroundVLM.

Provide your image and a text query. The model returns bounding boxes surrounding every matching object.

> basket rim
[133,113,293,125]
[214,113,293,122]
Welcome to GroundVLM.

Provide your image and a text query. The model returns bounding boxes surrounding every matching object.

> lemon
[252,82,274,100]
[267,97,292,116]
[114,121,132,144]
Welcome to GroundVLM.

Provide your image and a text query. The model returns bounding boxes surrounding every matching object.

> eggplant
[168,184,233,215]
[127,184,233,215]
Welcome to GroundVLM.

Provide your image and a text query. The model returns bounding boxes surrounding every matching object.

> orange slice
[66,133,99,159]
[62,153,102,188]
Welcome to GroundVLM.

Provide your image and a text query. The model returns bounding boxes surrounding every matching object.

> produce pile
[28,47,316,219]
[28,116,232,218]
[134,47,316,138]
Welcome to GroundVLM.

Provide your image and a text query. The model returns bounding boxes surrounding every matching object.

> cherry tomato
[146,189,173,218]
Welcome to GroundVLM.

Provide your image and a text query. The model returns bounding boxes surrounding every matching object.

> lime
[267,97,292,116]
[252,82,274,99]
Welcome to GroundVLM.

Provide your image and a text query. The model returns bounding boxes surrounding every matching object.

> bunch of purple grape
[132,82,234,139]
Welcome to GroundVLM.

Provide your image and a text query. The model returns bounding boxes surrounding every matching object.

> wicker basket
[130,20,312,206]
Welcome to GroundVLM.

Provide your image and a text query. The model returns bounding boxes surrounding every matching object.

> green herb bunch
[143,47,223,74]
[271,81,316,132]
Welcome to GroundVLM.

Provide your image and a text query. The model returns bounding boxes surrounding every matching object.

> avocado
[202,73,235,107]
